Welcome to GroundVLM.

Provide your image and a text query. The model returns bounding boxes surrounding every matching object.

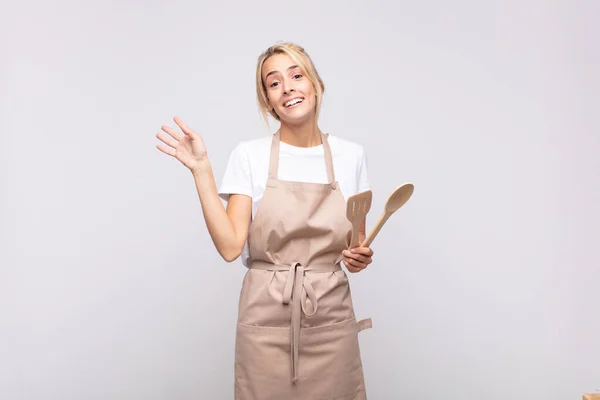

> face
[262,53,317,125]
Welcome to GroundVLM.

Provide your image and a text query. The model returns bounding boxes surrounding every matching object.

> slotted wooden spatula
[346,190,372,249]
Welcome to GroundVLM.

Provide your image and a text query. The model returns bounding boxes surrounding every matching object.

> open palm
[156,116,208,171]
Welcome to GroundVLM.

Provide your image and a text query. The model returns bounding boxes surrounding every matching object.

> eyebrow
[265,65,300,79]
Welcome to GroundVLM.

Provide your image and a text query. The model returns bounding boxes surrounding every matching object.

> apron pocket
[235,323,292,400]
[235,318,367,400]
[300,318,367,400]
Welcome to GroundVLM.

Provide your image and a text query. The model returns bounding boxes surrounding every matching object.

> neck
[279,118,323,148]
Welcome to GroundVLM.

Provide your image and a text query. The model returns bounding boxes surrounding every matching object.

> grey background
[1,0,598,399]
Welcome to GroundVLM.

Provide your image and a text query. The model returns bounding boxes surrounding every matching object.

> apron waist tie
[249,260,342,383]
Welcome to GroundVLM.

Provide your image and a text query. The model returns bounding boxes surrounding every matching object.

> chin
[279,107,315,125]
[281,114,313,126]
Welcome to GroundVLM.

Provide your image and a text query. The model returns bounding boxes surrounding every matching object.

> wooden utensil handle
[349,220,361,249]
[361,213,390,247]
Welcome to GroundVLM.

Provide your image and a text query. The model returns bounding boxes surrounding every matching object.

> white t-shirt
[218,133,370,266]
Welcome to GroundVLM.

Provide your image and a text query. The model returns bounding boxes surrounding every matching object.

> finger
[344,257,366,271]
[350,254,370,264]
[351,246,374,257]
[345,261,362,273]
[355,256,372,266]
[161,125,183,142]
[346,262,365,273]
[347,265,362,273]
[173,116,195,138]
[156,133,178,149]
[156,143,176,157]
[343,250,371,265]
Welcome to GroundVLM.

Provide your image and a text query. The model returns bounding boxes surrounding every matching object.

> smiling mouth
[284,98,304,108]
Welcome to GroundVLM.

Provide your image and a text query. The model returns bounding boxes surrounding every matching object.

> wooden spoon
[362,183,414,247]
[346,190,372,248]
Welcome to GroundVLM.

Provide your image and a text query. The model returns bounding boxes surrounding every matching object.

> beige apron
[234,131,372,400]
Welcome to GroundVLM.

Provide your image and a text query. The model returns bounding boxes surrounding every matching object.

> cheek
[266,93,277,109]
[301,82,316,96]
[303,86,317,104]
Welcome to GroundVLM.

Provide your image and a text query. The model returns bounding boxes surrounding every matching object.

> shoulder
[220,136,273,195]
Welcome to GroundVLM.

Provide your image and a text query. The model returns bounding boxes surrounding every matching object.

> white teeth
[285,98,303,107]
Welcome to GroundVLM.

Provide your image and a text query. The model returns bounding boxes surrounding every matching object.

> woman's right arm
[156,116,251,262]
[191,160,251,262]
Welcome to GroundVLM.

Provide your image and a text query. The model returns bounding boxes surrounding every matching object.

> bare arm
[156,116,251,262]
[191,160,251,261]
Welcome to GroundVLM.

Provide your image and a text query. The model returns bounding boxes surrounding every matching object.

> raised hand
[156,116,208,171]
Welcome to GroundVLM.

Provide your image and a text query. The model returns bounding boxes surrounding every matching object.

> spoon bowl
[385,183,414,213]
[362,183,414,247]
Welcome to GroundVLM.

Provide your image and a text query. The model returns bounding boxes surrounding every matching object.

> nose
[283,79,295,94]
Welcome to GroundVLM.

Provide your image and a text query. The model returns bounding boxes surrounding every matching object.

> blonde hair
[256,42,325,125]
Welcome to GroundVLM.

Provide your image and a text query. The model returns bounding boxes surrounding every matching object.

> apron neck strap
[268,130,336,183]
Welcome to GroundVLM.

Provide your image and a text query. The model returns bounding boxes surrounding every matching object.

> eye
[293,73,303,79]
[269,81,280,88]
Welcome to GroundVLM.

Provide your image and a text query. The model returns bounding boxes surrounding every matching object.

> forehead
[262,53,300,79]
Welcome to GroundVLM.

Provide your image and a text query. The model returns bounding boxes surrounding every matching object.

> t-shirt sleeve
[218,143,253,203]
[356,145,371,193]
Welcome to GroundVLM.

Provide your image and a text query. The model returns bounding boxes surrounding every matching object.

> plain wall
[1,0,598,399]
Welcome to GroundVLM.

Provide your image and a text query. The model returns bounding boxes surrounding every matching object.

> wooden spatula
[362,183,414,247]
[346,190,372,249]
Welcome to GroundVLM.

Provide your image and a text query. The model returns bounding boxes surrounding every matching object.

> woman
[156,42,374,399]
